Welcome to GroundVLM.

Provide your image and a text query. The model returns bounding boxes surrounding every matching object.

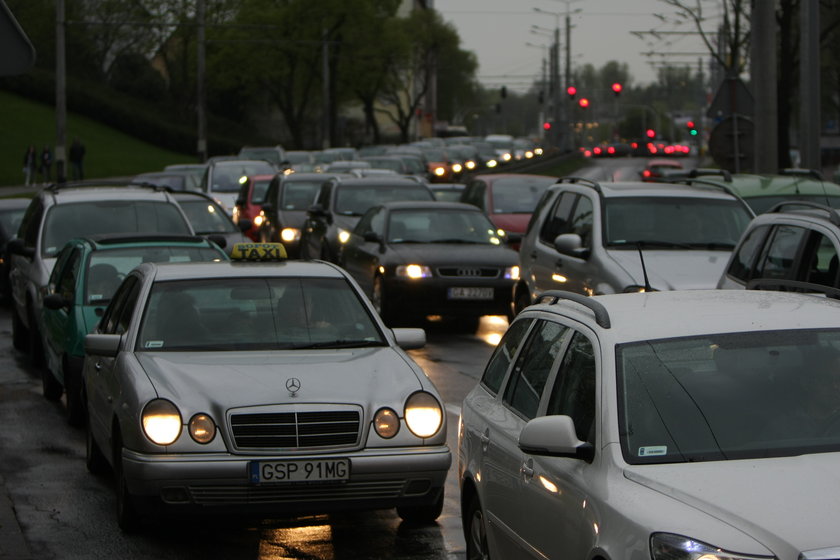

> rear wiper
[293,339,386,349]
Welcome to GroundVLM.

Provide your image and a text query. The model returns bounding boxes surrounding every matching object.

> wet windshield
[387,209,500,244]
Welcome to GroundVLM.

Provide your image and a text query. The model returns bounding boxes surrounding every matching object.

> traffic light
[686,120,698,136]
[611,82,623,96]
[543,121,552,131]
[645,128,656,138]
[578,98,590,109]
[566,86,577,100]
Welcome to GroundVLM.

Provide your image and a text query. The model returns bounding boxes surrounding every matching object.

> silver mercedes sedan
[83,245,450,531]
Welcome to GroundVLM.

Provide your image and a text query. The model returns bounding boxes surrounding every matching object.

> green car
[682,169,840,214]
[41,234,228,426]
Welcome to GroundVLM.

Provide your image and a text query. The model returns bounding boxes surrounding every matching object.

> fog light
[374,408,399,438]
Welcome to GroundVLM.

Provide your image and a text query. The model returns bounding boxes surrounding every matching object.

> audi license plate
[447,287,494,300]
[249,458,350,484]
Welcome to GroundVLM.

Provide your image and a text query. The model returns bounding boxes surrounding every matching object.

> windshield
[490,177,556,214]
[387,209,500,244]
[86,245,224,305]
[604,197,752,249]
[335,185,433,216]
[618,329,840,464]
[42,201,191,257]
[210,162,275,193]
[251,179,272,204]
[0,207,25,237]
[280,181,321,210]
[137,277,385,351]
[176,199,237,233]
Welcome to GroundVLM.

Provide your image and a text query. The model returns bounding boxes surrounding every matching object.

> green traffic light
[690,129,698,136]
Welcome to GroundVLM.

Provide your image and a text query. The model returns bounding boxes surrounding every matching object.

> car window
[569,196,594,249]
[41,201,191,257]
[354,207,380,236]
[489,177,554,214]
[503,320,569,420]
[334,185,433,216]
[462,181,486,210]
[387,209,499,244]
[137,277,384,351]
[803,232,840,287]
[726,224,770,282]
[50,247,81,301]
[251,178,272,204]
[481,318,533,394]
[177,199,237,233]
[101,275,139,334]
[539,192,577,244]
[755,225,808,280]
[545,332,597,443]
[281,181,322,210]
[19,198,43,248]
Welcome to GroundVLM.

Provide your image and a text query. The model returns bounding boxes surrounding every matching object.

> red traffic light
[578,98,590,109]
[611,82,623,95]
[566,86,577,99]
[686,120,695,129]
[645,128,656,138]
[543,121,552,130]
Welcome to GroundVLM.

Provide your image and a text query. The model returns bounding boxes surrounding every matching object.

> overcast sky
[437,0,720,91]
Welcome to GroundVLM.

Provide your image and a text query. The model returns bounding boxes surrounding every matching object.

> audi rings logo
[457,267,482,277]
[286,377,301,397]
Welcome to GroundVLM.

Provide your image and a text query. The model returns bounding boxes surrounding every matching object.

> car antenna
[636,242,653,292]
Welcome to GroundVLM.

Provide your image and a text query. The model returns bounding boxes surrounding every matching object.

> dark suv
[7,182,194,379]
[514,177,754,313]
[299,176,435,262]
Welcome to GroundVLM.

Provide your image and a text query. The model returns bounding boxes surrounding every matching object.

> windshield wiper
[428,238,484,244]
[610,239,693,249]
[685,242,736,250]
[293,339,386,349]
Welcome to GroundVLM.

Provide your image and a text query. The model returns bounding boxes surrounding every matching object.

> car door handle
[520,458,535,479]
[94,361,102,371]
[479,429,490,452]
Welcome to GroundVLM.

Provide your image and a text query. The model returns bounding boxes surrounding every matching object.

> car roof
[45,184,176,204]
[280,172,348,183]
[686,173,840,198]
[472,173,555,182]
[552,179,742,201]
[528,290,840,343]
[139,259,347,282]
[332,176,431,187]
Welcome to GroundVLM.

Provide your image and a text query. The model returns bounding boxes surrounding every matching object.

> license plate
[448,287,494,300]
[249,458,350,484]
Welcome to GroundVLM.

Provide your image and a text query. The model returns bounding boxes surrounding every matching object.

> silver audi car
[83,244,450,531]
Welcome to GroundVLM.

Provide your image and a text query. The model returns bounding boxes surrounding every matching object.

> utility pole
[751,0,777,173]
[321,28,330,149]
[196,0,206,162]
[55,0,66,182]
[799,0,820,170]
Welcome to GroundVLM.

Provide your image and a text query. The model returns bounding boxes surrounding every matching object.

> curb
[0,474,31,560]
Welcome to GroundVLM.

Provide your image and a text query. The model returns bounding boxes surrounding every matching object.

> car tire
[65,359,85,427]
[11,305,29,352]
[396,491,444,524]
[27,305,45,368]
[464,493,490,560]
[85,412,109,475]
[114,434,141,532]
[41,367,63,402]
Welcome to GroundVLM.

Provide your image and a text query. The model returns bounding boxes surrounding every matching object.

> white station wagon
[83,244,450,531]
[459,289,840,559]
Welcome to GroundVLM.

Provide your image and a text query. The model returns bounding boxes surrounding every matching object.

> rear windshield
[335,185,433,216]
[42,201,191,257]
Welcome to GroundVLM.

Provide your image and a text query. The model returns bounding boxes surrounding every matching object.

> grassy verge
[0,91,196,187]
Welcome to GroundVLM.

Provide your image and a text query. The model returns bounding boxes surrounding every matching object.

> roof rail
[46,179,168,193]
[688,168,732,182]
[779,168,823,180]
[554,176,603,194]
[767,200,840,226]
[746,278,840,300]
[536,290,611,328]
[667,176,742,201]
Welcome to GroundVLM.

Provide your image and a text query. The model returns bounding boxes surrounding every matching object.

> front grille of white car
[189,480,407,505]
[230,409,361,449]
[436,266,500,278]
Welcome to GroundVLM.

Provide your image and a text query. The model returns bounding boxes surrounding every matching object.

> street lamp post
[533,8,562,149]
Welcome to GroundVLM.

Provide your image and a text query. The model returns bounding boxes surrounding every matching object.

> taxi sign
[231,242,287,261]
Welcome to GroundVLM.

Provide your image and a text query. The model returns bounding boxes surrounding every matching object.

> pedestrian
[39,145,53,184]
[69,137,85,180]
[22,145,37,186]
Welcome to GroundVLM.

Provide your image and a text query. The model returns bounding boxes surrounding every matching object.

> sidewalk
[0,474,31,559]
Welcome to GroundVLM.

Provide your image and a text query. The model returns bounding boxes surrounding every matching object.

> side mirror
[391,327,426,350]
[308,204,327,217]
[44,293,72,310]
[518,415,594,462]
[7,238,34,258]
[261,203,275,215]
[363,231,382,243]
[85,333,121,358]
[504,231,523,245]
[554,233,590,259]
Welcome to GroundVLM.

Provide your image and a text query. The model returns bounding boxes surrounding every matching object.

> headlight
[338,229,351,244]
[505,266,520,280]
[466,160,476,170]
[189,413,216,444]
[486,160,498,168]
[396,264,432,279]
[280,227,300,242]
[452,163,463,173]
[502,153,512,162]
[404,391,443,438]
[650,533,772,560]
[142,399,182,445]
[434,167,446,177]
[374,408,399,438]
[253,214,264,227]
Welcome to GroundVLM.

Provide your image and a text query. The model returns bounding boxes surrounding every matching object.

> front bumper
[384,278,514,318]
[122,445,451,516]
